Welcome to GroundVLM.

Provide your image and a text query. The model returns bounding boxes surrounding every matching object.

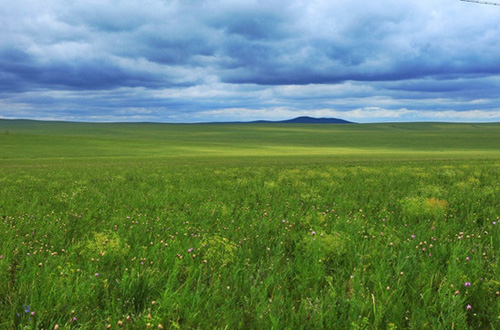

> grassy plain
[0,120,500,329]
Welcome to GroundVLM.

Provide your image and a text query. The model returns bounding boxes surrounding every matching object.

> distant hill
[262,116,353,124]
[213,116,354,124]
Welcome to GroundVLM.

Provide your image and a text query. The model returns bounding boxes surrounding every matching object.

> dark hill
[215,116,354,124]
[266,116,353,124]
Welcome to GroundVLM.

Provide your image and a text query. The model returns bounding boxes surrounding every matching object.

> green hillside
[1,120,499,162]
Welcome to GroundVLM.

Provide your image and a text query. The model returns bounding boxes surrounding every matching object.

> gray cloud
[1,0,500,122]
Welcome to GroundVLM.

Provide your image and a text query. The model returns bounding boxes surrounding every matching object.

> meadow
[1,119,500,329]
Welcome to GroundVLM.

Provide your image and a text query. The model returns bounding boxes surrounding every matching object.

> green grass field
[1,119,500,329]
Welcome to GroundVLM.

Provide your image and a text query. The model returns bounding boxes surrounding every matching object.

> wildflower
[95,273,99,277]
[311,231,316,236]
[465,282,471,287]
[466,304,472,310]
[187,248,194,253]
[466,257,470,261]
[0,255,4,259]
[411,235,415,239]
[493,222,497,225]
[54,325,59,330]
[455,290,460,295]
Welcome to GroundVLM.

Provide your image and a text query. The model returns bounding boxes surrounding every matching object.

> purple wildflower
[466,304,472,310]
[465,282,471,287]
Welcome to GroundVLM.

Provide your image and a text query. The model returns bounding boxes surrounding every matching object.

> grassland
[1,120,499,329]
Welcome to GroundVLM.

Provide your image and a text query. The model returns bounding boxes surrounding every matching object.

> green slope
[0,120,499,162]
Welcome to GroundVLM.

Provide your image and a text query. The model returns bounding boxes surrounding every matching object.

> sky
[1,0,500,123]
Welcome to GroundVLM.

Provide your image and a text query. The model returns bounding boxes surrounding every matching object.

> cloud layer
[1,0,500,122]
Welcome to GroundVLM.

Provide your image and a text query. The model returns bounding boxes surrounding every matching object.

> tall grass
[1,159,499,329]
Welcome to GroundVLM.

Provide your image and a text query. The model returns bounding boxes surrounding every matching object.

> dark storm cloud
[218,14,500,86]
[205,5,291,41]
[0,1,210,92]
[0,53,33,92]
[0,47,167,90]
